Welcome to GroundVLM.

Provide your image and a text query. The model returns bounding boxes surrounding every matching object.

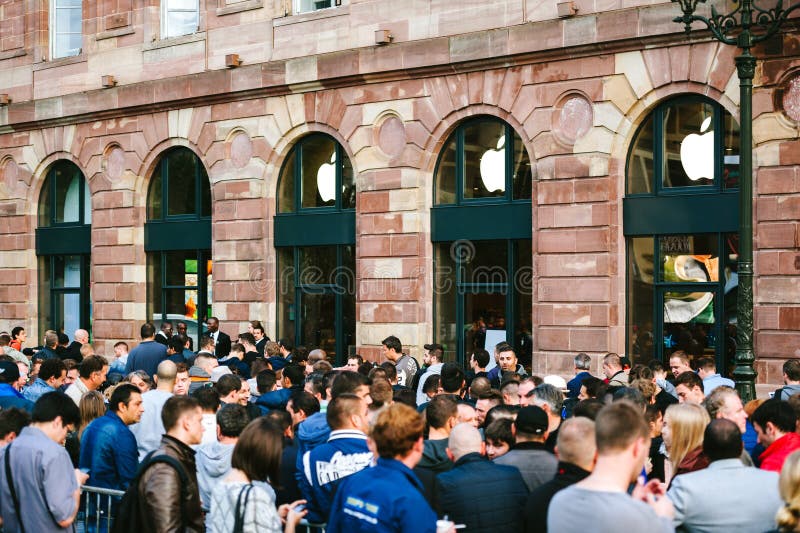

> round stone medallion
[105,146,125,181]
[782,75,800,122]
[554,94,593,146]
[1,158,18,190]
[378,115,406,158]
[230,132,253,169]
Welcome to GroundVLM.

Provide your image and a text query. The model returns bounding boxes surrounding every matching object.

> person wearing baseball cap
[0,361,34,411]
[494,405,557,492]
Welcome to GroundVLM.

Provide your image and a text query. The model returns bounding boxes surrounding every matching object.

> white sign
[483,329,507,372]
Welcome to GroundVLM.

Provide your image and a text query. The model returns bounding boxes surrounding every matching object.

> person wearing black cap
[0,361,34,411]
[414,343,444,406]
[495,405,557,492]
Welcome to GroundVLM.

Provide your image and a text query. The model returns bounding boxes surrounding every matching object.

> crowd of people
[2,321,800,532]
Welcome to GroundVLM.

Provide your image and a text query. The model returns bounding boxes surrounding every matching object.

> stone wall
[0,2,798,384]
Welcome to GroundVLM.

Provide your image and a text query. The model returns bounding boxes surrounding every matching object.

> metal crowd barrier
[77,485,326,533]
[76,485,125,533]
[298,521,327,533]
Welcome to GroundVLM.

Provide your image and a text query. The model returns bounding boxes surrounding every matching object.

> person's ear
[413,436,424,453]
[216,425,223,440]
[479,441,486,456]
[511,423,518,438]
[554,445,560,460]
[446,447,455,462]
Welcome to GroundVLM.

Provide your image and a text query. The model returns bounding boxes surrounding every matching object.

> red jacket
[759,432,800,472]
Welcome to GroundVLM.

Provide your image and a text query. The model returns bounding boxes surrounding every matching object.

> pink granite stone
[553,94,593,145]
[783,75,800,122]
[230,132,253,169]
[378,115,406,159]
[2,158,18,189]
[105,146,125,181]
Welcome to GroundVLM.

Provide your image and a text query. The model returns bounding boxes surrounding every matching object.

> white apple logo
[479,135,506,193]
[316,151,336,202]
[679,116,714,181]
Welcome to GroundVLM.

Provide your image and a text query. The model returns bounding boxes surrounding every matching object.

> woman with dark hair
[209,417,307,533]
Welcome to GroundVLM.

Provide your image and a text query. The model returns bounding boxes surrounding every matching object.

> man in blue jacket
[79,383,144,530]
[256,364,305,411]
[328,403,437,533]
[299,393,373,523]
[294,371,372,464]
[434,423,528,533]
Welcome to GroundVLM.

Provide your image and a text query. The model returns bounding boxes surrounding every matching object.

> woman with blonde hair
[777,451,800,531]
[663,402,710,486]
[78,390,107,439]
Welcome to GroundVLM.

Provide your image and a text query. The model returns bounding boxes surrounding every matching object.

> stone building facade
[0,0,798,386]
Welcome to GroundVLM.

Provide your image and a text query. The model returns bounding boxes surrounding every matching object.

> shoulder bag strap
[145,455,189,530]
[232,484,253,533]
[4,444,27,533]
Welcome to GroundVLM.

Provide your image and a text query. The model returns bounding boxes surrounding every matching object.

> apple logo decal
[679,116,714,181]
[479,135,506,193]
[317,151,336,202]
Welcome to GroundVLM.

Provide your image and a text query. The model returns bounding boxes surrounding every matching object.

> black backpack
[111,453,189,533]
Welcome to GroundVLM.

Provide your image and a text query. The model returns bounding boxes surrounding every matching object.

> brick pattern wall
[0,4,797,386]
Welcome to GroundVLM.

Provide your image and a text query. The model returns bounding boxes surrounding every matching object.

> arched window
[145,147,212,346]
[275,134,356,364]
[624,96,740,371]
[36,160,92,337]
[432,116,533,367]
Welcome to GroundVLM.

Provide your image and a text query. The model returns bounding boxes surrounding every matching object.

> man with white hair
[433,423,528,533]
[529,383,564,453]
[66,328,90,361]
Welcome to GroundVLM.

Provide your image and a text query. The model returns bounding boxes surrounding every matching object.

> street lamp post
[670,0,800,402]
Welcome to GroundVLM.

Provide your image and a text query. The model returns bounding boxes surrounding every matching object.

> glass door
[462,290,507,372]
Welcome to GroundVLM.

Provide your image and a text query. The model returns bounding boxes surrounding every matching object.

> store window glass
[625,96,739,372]
[146,148,211,344]
[432,116,533,367]
[37,161,91,337]
[275,134,356,364]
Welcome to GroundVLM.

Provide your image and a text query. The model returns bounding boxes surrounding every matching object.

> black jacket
[213,331,231,358]
[524,461,591,533]
[433,453,528,533]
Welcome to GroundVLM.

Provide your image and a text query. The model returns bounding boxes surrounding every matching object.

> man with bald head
[433,423,528,533]
[131,360,177,460]
[524,417,597,533]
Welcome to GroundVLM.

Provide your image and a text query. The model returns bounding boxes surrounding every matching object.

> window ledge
[217,0,264,16]
[33,53,87,72]
[96,26,135,42]
[274,4,349,27]
[0,49,26,61]
[144,31,206,51]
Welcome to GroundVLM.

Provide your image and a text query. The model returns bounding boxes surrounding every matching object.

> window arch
[36,160,92,338]
[275,133,356,365]
[431,116,533,368]
[145,147,212,347]
[624,95,740,371]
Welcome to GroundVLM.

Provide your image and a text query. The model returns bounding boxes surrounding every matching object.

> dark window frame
[36,161,92,335]
[275,134,356,364]
[431,117,534,367]
[624,95,740,371]
[145,147,212,342]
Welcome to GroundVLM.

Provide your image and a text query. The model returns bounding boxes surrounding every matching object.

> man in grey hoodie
[777,359,800,401]
[196,403,251,510]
